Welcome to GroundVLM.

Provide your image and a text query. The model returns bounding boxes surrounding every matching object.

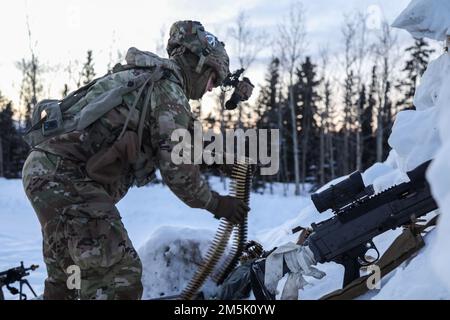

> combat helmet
[167,20,230,86]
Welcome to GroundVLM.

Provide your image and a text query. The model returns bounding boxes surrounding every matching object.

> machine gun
[251,160,438,299]
[0,262,39,300]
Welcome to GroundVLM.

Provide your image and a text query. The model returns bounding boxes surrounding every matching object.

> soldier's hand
[208,194,250,224]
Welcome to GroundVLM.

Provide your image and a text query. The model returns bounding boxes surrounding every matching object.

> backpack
[23,48,183,187]
[23,47,182,150]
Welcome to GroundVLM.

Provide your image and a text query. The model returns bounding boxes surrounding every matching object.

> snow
[134,19,450,298]
[146,0,450,297]
[393,0,450,294]
[2,0,450,300]
[0,178,305,300]
[388,109,439,171]
[426,55,450,290]
[0,178,46,299]
[392,0,450,41]
[0,165,436,300]
[139,226,217,299]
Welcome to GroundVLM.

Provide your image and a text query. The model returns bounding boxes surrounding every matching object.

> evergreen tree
[341,69,356,175]
[318,80,330,185]
[323,79,336,181]
[62,83,69,98]
[356,84,367,169]
[362,65,377,168]
[0,92,22,178]
[0,102,16,177]
[296,56,321,188]
[382,80,393,156]
[254,58,282,191]
[79,50,96,86]
[396,38,435,111]
[256,58,281,130]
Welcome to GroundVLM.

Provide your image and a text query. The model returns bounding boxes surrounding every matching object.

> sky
[0,0,425,114]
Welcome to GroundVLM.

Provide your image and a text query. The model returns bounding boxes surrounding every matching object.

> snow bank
[426,54,450,289]
[392,0,450,41]
[264,1,450,298]
[3,0,450,300]
[392,0,450,294]
[388,109,439,171]
[139,226,218,299]
[0,178,45,299]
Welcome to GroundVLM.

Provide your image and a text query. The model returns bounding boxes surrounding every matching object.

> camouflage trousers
[22,150,143,300]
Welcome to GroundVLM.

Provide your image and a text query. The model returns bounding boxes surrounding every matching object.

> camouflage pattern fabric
[150,78,214,208]
[22,151,142,300]
[167,20,230,86]
[22,62,216,299]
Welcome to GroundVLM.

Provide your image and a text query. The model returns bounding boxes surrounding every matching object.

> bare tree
[318,48,336,184]
[107,31,125,73]
[228,10,268,128]
[341,15,356,175]
[155,24,168,57]
[374,21,397,162]
[16,13,43,129]
[353,13,371,171]
[61,59,80,97]
[229,11,267,71]
[277,0,307,195]
[338,12,373,173]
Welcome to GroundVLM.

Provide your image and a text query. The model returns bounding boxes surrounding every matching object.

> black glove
[206,192,250,224]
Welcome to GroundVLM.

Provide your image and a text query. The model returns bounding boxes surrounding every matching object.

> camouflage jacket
[35,66,214,209]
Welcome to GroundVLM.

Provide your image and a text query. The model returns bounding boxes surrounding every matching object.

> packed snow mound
[414,54,450,110]
[392,1,450,291]
[426,54,450,290]
[370,232,449,300]
[357,36,450,297]
[392,0,450,41]
[388,109,439,172]
[139,226,219,299]
[260,22,450,298]
[388,52,446,172]
[0,177,305,300]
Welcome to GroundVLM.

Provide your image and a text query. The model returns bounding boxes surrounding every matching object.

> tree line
[0,3,436,198]
[0,50,97,178]
[198,5,435,195]
[248,36,434,194]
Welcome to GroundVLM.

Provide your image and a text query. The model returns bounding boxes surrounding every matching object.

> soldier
[21,21,253,300]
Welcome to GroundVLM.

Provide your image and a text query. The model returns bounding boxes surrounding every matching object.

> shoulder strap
[117,67,165,148]
[60,75,108,112]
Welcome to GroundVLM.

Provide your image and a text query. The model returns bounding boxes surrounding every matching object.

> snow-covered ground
[0,164,446,300]
[0,177,308,300]
[2,0,450,301]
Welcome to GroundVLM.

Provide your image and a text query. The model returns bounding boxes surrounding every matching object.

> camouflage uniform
[22,20,240,300]
[22,66,218,300]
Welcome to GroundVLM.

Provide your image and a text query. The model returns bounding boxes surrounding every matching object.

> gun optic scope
[311,171,366,213]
